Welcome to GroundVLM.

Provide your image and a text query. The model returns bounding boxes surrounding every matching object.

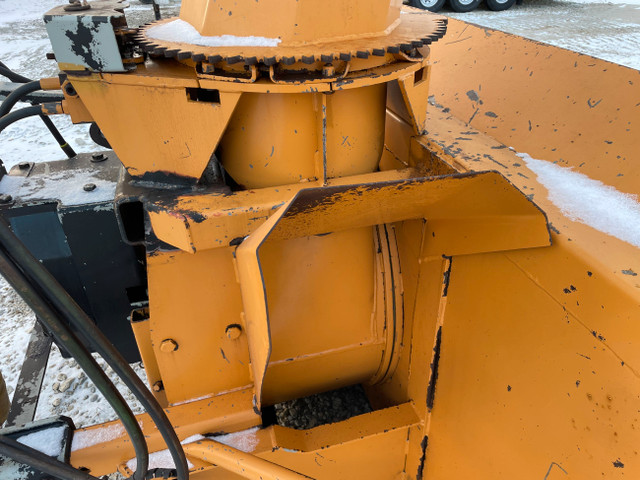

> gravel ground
[0,0,639,475]
[274,385,372,430]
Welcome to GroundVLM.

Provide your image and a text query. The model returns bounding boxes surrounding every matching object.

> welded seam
[504,254,640,379]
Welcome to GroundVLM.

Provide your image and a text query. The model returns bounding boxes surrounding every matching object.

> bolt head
[83,183,96,192]
[18,162,30,170]
[160,339,178,353]
[91,152,106,163]
[225,324,242,340]
[152,381,164,392]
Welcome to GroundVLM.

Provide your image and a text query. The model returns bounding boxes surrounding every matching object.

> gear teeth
[137,14,449,68]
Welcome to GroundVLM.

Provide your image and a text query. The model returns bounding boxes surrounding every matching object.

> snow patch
[211,426,260,453]
[71,422,126,451]
[16,425,66,457]
[517,152,640,248]
[125,435,203,471]
[0,168,117,206]
[146,19,281,47]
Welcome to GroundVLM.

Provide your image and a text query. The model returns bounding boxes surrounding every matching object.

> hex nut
[160,339,178,353]
[225,324,242,340]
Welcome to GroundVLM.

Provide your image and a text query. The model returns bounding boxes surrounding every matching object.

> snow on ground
[0,0,638,470]
[446,0,640,70]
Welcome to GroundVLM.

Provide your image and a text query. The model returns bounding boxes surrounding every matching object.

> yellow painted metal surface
[42,1,639,479]
[146,248,252,405]
[69,70,241,181]
[180,0,402,43]
[71,388,260,476]
[428,18,640,196]
[184,440,313,480]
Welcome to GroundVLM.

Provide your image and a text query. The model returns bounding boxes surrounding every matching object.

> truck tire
[410,0,446,12]
[448,0,481,12]
[486,0,516,10]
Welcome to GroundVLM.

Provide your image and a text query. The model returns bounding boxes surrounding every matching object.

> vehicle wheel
[486,0,516,10]
[448,0,481,12]
[410,0,447,12]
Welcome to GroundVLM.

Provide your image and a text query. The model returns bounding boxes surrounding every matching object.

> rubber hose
[0,227,149,480]
[0,80,42,117]
[0,214,189,479]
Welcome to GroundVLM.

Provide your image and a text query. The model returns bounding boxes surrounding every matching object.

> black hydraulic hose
[0,80,42,117]
[39,114,76,158]
[0,435,101,480]
[0,105,43,134]
[0,65,76,158]
[0,106,76,160]
[0,219,189,479]
[0,65,31,84]
[0,225,149,480]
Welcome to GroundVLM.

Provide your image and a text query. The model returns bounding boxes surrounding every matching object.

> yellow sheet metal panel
[182,403,420,479]
[147,169,416,252]
[429,18,640,196]
[147,249,252,405]
[70,74,241,181]
[417,107,640,292]
[180,0,402,43]
[425,250,640,479]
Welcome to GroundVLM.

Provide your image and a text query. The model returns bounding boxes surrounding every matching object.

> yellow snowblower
[0,0,638,479]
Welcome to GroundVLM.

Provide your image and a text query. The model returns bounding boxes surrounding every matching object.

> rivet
[225,324,242,340]
[83,183,96,192]
[160,339,178,352]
